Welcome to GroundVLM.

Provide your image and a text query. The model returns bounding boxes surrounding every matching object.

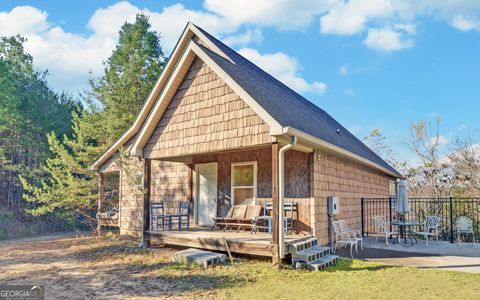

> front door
[196,163,218,226]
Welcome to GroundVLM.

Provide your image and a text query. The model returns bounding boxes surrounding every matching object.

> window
[231,162,257,205]
[389,180,397,196]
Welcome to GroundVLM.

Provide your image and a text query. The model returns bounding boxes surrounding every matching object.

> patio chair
[413,216,441,246]
[236,205,262,233]
[339,220,363,251]
[171,201,190,230]
[222,205,247,231]
[456,216,477,247]
[373,215,399,245]
[211,205,235,231]
[332,220,357,258]
[260,202,298,234]
[283,202,299,234]
[210,205,247,231]
[150,202,172,231]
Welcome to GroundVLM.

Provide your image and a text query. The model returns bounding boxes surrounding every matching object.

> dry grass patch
[1,234,479,299]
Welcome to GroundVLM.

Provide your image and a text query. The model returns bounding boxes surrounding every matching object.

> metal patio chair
[332,220,357,258]
[456,216,477,247]
[373,215,399,245]
[414,216,441,246]
[339,220,363,251]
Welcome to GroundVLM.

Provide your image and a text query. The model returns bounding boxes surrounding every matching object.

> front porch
[145,226,310,257]
[142,144,314,262]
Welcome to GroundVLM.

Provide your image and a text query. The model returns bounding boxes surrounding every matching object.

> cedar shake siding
[118,157,144,233]
[150,160,191,216]
[193,148,312,232]
[100,155,193,234]
[143,57,274,159]
[311,149,395,244]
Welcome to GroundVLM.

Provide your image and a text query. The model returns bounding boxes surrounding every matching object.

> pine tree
[0,36,75,214]
[21,14,166,227]
[21,110,101,224]
[90,13,167,144]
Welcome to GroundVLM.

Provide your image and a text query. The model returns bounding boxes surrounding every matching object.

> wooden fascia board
[89,24,196,170]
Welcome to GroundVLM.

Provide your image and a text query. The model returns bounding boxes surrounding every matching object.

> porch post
[271,142,281,267]
[142,158,152,248]
[97,172,105,236]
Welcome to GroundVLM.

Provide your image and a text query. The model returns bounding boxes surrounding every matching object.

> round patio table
[391,221,418,246]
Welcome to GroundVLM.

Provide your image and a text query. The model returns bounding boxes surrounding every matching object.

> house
[91,22,401,263]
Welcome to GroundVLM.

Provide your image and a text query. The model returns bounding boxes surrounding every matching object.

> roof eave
[283,127,402,178]
[90,23,204,170]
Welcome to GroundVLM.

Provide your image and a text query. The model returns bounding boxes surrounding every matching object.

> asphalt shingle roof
[195,25,401,177]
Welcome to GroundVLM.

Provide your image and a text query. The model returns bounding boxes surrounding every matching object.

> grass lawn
[1,234,479,299]
[79,236,480,299]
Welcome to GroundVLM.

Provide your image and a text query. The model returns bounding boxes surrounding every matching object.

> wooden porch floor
[145,227,311,257]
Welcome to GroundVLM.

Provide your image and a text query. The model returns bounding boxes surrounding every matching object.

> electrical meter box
[327,196,340,215]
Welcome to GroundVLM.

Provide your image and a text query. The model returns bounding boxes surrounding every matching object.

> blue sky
[1,1,479,162]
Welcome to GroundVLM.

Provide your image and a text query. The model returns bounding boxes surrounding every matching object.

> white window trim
[231,161,257,206]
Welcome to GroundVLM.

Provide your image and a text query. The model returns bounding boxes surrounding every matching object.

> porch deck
[145,227,312,257]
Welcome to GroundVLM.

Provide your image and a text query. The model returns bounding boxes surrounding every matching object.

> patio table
[391,221,418,246]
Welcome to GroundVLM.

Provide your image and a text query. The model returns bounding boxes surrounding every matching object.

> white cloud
[339,65,349,76]
[394,23,416,35]
[0,2,238,92]
[429,135,449,147]
[363,26,414,52]
[204,0,332,30]
[0,6,49,36]
[238,48,327,95]
[222,29,263,47]
[344,89,355,96]
[0,6,118,92]
[3,0,480,92]
[320,0,393,35]
[451,15,480,31]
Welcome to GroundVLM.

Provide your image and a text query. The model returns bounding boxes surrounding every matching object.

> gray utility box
[327,196,340,215]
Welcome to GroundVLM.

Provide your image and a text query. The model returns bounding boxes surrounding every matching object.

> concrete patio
[336,236,480,273]
[363,236,479,257]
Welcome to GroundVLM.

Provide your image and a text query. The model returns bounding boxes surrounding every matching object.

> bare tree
[407,116,455,197]
[364,128,408,175]
[448,137,480,197]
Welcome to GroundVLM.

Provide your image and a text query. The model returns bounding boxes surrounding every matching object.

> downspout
[278,135,297,258]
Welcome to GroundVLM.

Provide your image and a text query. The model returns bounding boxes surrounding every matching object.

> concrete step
[294,255,339,271]
[292,246,330,264]
[311,245,330,255]
[307,255,339,271]
[288,237,318,254]
[172,248,226,268]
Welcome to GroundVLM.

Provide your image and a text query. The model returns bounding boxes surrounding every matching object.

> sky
[1,0,479,162]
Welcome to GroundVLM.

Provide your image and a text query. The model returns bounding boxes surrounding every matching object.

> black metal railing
[361,197,480,242]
